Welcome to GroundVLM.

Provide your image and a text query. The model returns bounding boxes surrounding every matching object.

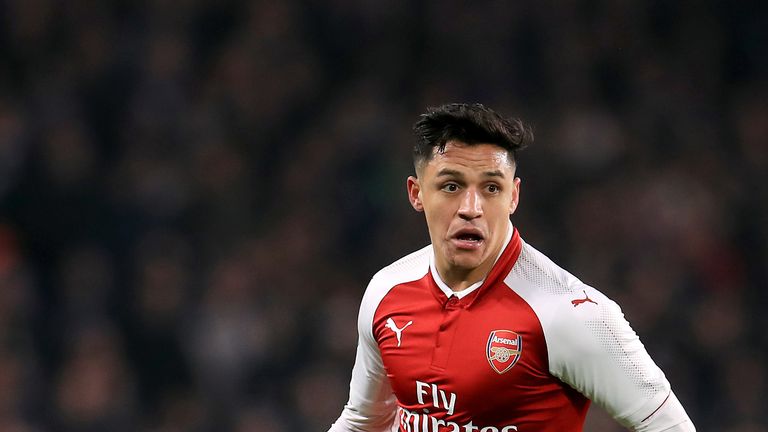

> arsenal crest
[486,330,522,374]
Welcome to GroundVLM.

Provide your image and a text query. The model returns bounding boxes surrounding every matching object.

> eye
[486,184,500,193]
[441,183,459,193]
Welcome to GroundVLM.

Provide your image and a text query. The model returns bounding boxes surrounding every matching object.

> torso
[368,229,589,432]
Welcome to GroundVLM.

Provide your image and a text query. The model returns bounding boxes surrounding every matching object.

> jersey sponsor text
[399,407,518,432]
[406,381,518,432]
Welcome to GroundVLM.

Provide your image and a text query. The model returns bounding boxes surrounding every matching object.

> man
[329,103,695,431]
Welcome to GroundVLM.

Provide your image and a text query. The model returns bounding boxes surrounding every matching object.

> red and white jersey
[329,226,695,432]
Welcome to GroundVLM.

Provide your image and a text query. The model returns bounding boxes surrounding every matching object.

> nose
[458,188,483,220]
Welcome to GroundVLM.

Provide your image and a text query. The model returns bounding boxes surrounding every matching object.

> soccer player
[328,103,695,431]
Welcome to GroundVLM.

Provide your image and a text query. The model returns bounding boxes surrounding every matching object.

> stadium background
[0,1,766,431]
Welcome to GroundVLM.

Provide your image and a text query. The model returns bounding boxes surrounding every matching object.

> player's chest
[373,287,551,415]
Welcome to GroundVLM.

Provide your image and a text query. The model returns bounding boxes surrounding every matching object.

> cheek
[423,196,453,216]
[425,208,450,227]
[423,204,454,230]
[488,200,513,215]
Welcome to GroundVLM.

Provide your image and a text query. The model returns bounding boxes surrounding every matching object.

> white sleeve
[545,285,695,431]
[328,279,398,432]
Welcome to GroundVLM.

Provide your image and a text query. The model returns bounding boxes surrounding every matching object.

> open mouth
[452,229,485,249]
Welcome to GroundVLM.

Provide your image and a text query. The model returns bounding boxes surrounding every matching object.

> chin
[450,253,485,270]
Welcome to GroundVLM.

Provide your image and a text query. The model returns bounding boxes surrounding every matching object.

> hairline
[413,140,518,175]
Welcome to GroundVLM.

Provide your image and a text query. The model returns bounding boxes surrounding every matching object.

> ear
[509,177,521,215]
[407,176,424,212]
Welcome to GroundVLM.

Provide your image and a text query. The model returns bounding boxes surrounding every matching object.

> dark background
[0,1,766,431]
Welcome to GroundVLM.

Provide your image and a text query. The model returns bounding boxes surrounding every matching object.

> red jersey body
[330,226,695,432]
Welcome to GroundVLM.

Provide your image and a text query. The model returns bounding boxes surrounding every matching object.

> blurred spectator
[54,324,136,432]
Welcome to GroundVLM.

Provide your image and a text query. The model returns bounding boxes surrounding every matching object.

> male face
[407,141,521,285]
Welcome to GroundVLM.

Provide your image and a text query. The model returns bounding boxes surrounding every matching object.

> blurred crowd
[0,1,766,431]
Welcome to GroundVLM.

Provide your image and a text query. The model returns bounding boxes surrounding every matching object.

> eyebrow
[436,168,506,178]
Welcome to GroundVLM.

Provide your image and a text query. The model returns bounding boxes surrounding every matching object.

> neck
[438,260,494,292]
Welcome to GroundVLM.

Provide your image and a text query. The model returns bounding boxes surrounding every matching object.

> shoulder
[505,239,595,307]
[370,244,432,288]
[364,244,432,301]
[507,239,673,423]
[504,239,625,359]
[357,245,432,334]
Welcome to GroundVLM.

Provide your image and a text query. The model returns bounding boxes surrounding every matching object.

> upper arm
[328,335,397,431]
[328,278,398,432]
[546,286,695,431]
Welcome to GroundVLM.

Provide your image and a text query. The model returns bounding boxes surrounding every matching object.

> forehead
[421,141,514,175]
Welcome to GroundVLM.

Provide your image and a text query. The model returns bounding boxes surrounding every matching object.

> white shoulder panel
[328,246,431,432]
[506,241,694,431]
[360,244,433,339]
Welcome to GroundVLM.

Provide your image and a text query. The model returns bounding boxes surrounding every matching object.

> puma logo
[385,317,413,347]
[571,290,598,307]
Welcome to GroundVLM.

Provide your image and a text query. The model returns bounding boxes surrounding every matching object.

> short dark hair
[412,103,532,170]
